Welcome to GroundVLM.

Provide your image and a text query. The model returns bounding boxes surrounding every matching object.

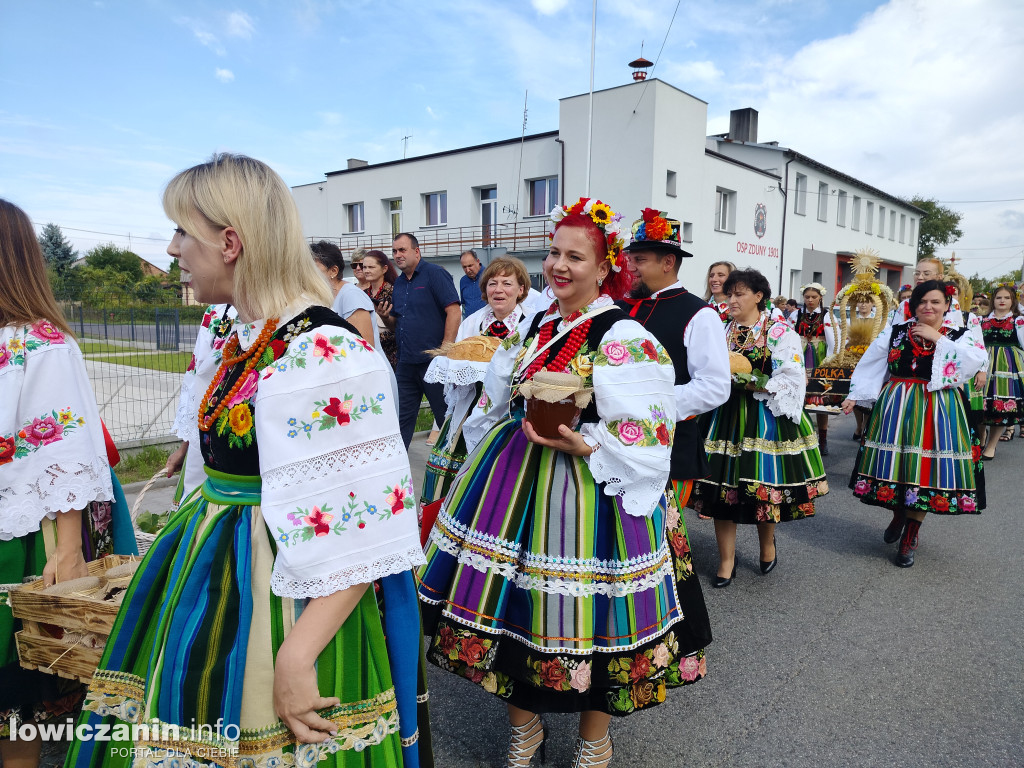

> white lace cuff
[760,371,805,422]
[269,545,425,599]
[928,336,968,391]
[579,422,667,518]
[424,357,489,387]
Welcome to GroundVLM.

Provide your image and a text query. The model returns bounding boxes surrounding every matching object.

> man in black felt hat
[618,208,730,603]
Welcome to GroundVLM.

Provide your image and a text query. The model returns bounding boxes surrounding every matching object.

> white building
[292,78,919,298]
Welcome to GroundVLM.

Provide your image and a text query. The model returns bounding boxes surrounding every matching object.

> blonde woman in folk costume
[418,198,711,768]
[704,260,735,322]
[794,282,835,454]
[66,155,430,768]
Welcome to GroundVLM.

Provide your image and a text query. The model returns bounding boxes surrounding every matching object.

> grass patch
[79,340,129,354]
[91,351,190,372]
[115,446,171,485]
[415,407,435,433]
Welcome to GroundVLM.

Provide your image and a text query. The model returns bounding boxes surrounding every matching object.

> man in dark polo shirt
[459,250,486,318]
[378,232,460,446]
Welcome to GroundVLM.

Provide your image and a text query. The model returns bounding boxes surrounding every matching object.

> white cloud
[532,0,570,15]
[426,106,439,120]
[226,11,255,39]
[215,68,235,83]
[660,59,723,86]
[176,17,225,56]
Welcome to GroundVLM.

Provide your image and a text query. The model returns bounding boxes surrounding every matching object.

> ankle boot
[883,510,905,544]
[819,430,829,456]
[895,518,921,568]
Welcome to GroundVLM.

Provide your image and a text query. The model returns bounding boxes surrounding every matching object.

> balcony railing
[311,220,551,258]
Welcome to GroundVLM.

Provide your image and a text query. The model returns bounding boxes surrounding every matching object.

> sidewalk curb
[121,475,177,494]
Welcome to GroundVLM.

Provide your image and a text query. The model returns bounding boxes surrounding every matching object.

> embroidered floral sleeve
[462,326,530,453]
[255,324,425,599]
[0,323,112,540]
[754,322,807,422]
[579,319,675,518]
[847,328,893,402]
[1016,316,1024,348]
[928,332,988,392]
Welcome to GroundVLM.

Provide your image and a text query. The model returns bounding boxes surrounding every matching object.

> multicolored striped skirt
[691,390,828,523]
[850,379,982,514]
[983,343,1024,425]
[417,419,710,717]
[419,388,479,507]
[66,470,428,768]
[802,337,828,371]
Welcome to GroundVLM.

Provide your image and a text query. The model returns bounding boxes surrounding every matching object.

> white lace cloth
[254,322,425,599]
[752,319,808,422]
[1,323,112,540]
[463,298,675,518]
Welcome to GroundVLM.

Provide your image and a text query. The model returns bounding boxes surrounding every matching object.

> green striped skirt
[983,344,1024,425]
[417,419,710,717]
[850,379,981,514]
[691,389,828,523]
[66,471,413,767]
[419,414,468,508]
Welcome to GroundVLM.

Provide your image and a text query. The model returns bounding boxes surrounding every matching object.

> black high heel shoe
[760,536,778,574]
[712,564,737,588]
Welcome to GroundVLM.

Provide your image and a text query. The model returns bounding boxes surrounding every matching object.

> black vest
[618,288,711,481]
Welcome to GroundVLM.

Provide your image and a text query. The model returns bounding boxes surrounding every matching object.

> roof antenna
[402,134,413,159]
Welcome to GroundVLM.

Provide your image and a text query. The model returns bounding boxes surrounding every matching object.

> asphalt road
[36,418,1024,767]
[424,415,1024,767]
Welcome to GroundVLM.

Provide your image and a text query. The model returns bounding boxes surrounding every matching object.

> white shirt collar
[651,281,683,298]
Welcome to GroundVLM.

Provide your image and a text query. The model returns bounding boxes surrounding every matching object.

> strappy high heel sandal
[570,733,613,768]
[507,714,546,767]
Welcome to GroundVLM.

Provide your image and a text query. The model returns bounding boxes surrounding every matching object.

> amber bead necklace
[198,318,279,432]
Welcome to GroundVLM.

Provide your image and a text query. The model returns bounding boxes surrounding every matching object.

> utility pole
[585,0,596,196]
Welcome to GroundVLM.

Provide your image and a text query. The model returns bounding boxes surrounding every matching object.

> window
[851,196,862,230]
[682,222,693,243]
[865,201,874,234]
[877,205,886,238]
[812,271,823,284]
[836,190,847,227]
[387,199,402,238]
[480,187,497,246]
[899,213,907,243]
[909,217,917,247]
[424,192,447,226]
[889,210,897,240]
[817,182,829,221]
[529,177,558,217]
[794,174,807,215]
[715,188,736,233]
[666,170,677,197]
[345,202,364,233]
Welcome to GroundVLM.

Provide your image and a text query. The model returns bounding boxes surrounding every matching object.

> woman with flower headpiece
[690,269,828,588]
[843,280,987,568]
[794,282,835,454]
[980,283,1024,458]
[418,198,709,768]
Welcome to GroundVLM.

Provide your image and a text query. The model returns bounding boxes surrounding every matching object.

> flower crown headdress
[550,197,627,272]
[899,283,913,293]
[799,282,827,298]
[944,283,957,298]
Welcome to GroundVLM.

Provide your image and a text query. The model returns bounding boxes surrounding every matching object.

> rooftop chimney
[728,108,758,143]
[347,158,368,169]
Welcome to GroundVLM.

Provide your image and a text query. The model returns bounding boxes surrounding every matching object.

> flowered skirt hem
[983,344,1024,425]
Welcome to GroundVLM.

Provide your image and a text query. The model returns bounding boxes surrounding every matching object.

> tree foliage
[908,196,964,257]
[84,243,145,282]
[37,223,78,276]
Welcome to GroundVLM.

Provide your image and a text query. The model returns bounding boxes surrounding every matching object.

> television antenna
[402,134,413,159]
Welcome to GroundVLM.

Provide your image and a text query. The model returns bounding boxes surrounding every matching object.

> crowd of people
[0,153,1013,768]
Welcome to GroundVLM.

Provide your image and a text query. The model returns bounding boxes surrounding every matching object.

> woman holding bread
[0,199,135,768]
[419,256,533,512]
[417,198,710,768]
[691,269,828,587]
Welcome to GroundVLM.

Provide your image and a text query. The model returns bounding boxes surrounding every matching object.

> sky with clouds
[2,0,1021,278]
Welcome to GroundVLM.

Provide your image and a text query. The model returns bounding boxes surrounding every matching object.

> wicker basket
[130,469,169,555]
[11,554,138,684]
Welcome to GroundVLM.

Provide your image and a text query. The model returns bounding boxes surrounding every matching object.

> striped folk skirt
[417,419,711,717]
[802,337,828,371]
[691,390,829,523]
[850,379,982,514]
[66,471,428,768]
[419,391,477,507]
[983,344,1024,425]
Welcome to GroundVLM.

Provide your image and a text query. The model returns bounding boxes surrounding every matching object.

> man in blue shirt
[378,233,461,446]
[459,250,486,318]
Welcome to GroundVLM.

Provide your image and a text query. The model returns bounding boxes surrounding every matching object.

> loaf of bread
[729,351,752,375]
[443,335,501,362]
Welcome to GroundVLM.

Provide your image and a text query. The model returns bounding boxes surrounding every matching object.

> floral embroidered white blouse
[0,321,112,540]
[463,296,676,518]
[235,309,426,599]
